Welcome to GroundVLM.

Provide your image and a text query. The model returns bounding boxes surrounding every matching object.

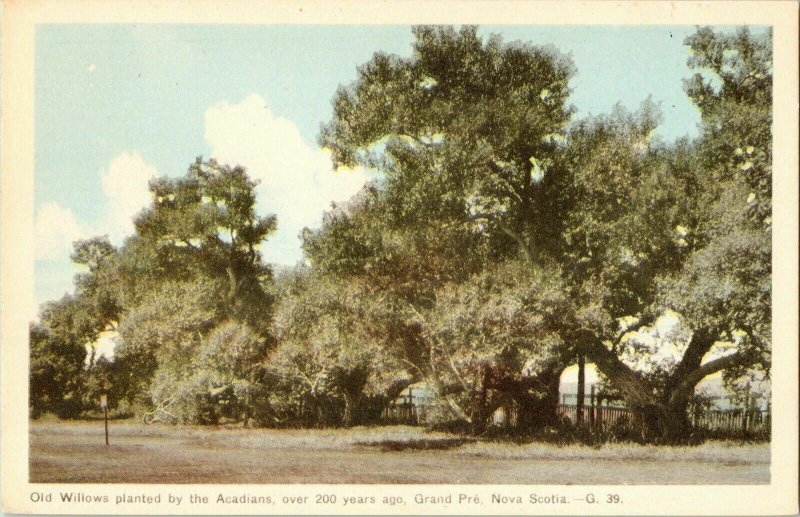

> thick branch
[613,312,659,344]
[580,336,657,408]
[665,327,718,395]
[668,351,751,408]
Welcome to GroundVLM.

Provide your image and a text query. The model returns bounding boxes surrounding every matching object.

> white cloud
[35,202,83,262]
[35,153,159,313]
[204,94,370,265]
[36,94,365,309]
[100,151,158,244]
[37,152,157,263]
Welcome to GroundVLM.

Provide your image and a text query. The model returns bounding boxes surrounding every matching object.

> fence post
[750,394,759,435]
[741,387,751,439]
[598,394,604,429]
[589,385,596,431]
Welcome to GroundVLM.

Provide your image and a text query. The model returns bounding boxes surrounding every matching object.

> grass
[29,420,770,484]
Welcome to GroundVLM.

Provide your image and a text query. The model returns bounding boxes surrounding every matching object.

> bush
[149,371,218,425]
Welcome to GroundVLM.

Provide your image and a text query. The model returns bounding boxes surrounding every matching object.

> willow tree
[270,269,409,427]
[566,26,773,442]
[316,25,577,432]
[652,26,773,439]
[130,157,277,335]
[556,103,702,439]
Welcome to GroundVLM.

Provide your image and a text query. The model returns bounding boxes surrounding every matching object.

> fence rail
[558,403,770,438]
[382,401,771,439]
[689,406,771,436]
[382,403,430,424]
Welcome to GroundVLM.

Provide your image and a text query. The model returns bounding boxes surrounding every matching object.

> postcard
[2,0,798,515]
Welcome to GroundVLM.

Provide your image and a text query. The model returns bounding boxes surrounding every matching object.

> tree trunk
[582,338,656,408]
[499,367,563,434]
[340,368,368,428]
[469,364,493,435]
[425,352,472,424]
[242,391,251,427]
[660,399,692,443]
[224,266,240,306]
[581,331,745,443]
[342,393,354,428]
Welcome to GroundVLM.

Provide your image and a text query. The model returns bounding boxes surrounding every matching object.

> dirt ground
[29,420,770,484]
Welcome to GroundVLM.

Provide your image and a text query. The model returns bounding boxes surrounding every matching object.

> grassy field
[29,420,769,484]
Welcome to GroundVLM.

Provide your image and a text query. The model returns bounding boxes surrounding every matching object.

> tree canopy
[31,26,772,443]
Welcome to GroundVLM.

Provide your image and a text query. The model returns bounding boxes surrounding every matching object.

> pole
[576,354,585,426]
[104,406,109,446]
[589,385,596,431]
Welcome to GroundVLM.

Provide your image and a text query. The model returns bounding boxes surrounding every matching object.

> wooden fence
[689,406,771,437]
[557,403,770,439]
[382,401,770,439]
[557,403,630,432]
[382,403,431,424]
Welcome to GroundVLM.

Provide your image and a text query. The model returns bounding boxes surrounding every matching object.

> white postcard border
[2,1,797,515]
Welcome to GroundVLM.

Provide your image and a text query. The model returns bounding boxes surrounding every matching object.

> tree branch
[668,351,751,408]
[579,332,657,408]
[666,327,718,394]
[613,312,658,344]
[465,212,533,263]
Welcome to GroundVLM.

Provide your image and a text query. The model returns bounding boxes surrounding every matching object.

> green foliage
[311,27,583,430]
[114,280,221,405]
[270,271,409,426]
[423,261,573,427]
[319,25,576,265]
[31,26,772,441]
[70,236,123,329]
[29,321,86,418]
[684,26,772,221]
[431,261,569,381]
[195,321,270,422]
[32,157,280,422]
[132,157,276,334]
[560,100,699,335]
[660,26,772,367]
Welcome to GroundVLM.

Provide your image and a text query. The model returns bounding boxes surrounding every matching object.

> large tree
[316,25,773,442]
[29,237,122,417]
[570,26,772,441]
[31,157,279,421]
[315,25,577,431]
[653,26,772,439]
[556,103,703,439]
[113,158,278,419]
[426,261,573,431]
[130,157,277,334]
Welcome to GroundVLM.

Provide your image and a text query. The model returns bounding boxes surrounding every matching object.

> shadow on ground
[356,437,476,451]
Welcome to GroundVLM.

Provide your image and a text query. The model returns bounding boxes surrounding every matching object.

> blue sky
[35,24,710,311]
